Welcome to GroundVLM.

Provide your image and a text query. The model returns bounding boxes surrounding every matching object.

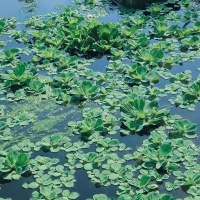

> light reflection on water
[0,0,72,19]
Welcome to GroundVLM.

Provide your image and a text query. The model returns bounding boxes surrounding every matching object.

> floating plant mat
[1,0,200,199]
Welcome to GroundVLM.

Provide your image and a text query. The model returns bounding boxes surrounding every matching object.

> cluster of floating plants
[0,0,200,199]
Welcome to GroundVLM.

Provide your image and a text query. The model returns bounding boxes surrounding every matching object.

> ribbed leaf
[14,63,26,77]
[6,150,20,166]
[139,175,151,188]
[16,153,29,167]
[158,143,172,159]
[93,194,108,200]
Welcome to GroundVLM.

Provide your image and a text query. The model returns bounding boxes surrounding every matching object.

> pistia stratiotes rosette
[0,150,30,180]
[120,98,169,134]
[0,62,37,88]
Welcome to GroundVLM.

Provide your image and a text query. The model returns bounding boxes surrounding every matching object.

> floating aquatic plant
[120,98,169,133]
[0,150,30,180]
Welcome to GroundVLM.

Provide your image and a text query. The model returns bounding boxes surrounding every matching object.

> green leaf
[0,121,7,130]
[6,150,19,165]
[94,119,103,129]
[93,194,109,200]
[84,163,93,170]
[160,194,174,200]
[158,143,172,159]
[147,192,160,199]
[109,139,119,146]
[14,63,25,77]
[118,194,132,200]
[139,175,151,188]
[99,174,108,183]
[109,173,119,180]
[50,133,62,146]
[16,154,29,167]
[87,152,97,162]
[68,192,80,199]
[110,163,121,172]
[29,182,39,189]
[144,148,158,161]
[16,166,22,174]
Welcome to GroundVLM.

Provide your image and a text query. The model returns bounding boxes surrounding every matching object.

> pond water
[0,0,200,200]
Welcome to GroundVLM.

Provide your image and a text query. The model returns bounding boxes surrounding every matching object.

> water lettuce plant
[120,98,169,133]
[151,19,173,37]
[169,79,200,110]
[54,72,76,88]
[136,48,164,64]
[96,138,120,153]
[140,143,179,171]
[27,79,46,95]
[56,56,78,69]
[78,118,103,140]
[0,150,30,180]
[65,19,122,56]
[0,48,20,64]
[80,152,104,171]
[169,119,197,139]
[1,62,36,88]
[124,15,150,29]
[5,89,26,102]
[71,80,99,100]
[147,3,169,16]
[0,21,6,34]
[181,36,200,49]
[54,89,71,105]
[40,133,70,152]
[124,65,158,85]
[174,169,200,188]
[30,186,62,200]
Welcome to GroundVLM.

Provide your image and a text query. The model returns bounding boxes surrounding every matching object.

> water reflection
[114,0,166,8]
[18,0,35,2]
[18,0,38,15]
